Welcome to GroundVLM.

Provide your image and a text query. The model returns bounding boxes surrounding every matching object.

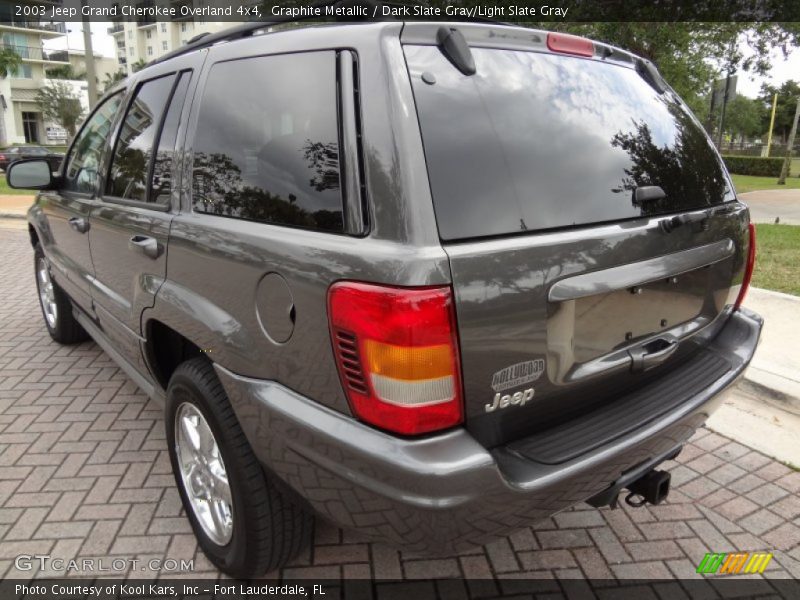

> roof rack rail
[151,0,389,66]
[150,0,517,67]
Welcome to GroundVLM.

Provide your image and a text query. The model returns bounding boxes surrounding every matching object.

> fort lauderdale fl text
[37,3,570,19]
[17,583,322,597]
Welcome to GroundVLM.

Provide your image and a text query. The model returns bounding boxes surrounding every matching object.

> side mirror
[7,159,53,190]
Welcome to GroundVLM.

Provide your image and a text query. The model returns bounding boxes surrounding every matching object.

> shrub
[722,155,784,177]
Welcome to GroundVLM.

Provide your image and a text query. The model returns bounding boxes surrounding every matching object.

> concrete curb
[0,212,25,219]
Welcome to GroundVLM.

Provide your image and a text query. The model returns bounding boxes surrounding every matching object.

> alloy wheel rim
[37,257,57,329]
[174,402,233,545]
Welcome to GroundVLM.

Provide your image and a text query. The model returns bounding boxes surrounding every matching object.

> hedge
[722,155,784,177]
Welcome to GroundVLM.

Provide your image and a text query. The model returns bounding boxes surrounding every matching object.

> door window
[106,74,176,203]
[62,93,123,194]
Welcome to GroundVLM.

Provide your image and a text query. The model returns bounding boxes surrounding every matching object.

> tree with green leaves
[36,81,86,137]
[759,80,800,144]
[45,64,86,80]
[550,23,800,116]
[0,48,22,145]
[131,59,148,73]
[0,47,22,78]
[723,95,766,147]
[102,70,126,92]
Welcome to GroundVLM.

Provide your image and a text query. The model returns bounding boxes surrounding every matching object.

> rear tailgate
[403,27,750,448]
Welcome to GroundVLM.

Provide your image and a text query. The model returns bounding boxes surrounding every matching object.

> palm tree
[0,48,22,146]
[102,70,126,92]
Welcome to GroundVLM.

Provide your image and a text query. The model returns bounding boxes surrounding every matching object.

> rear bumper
[216,307,762,554]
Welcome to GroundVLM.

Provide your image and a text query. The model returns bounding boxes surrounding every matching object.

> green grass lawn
[731,173,800,194]
[752,224,800,296]
[0,177,34,196]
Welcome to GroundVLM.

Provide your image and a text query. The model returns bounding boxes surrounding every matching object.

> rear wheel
[34,243,88,344]
[166,358,312,577]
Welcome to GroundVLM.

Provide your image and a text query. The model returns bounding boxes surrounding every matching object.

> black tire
[165,357,313,578]
[34,243,89,344]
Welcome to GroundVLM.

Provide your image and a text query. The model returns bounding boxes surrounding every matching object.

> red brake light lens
[734,223,756,310]
[547,32,594,57]
[328,282,463,436]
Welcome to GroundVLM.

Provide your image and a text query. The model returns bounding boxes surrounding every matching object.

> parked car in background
[0,146,64,172]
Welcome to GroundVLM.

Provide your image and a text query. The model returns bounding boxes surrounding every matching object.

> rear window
[405,46,729,240]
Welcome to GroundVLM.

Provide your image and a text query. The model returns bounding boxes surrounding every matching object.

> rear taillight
[547,32,594,57]
[328,282,463,435]
[734,222,756,310]
[0,154,6,161]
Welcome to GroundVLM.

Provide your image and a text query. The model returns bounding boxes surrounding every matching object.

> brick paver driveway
[1,225,799,585]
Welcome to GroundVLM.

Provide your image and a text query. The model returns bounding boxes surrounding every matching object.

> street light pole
[777,97,800,186]
[80,0,98,108]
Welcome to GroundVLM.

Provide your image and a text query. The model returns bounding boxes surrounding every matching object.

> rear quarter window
[405,46,729,240]
[191,52,344,232]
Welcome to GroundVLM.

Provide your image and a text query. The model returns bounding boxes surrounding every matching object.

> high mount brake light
[328,282,464,435]
[734,223,756,310]
[546,32,594,57]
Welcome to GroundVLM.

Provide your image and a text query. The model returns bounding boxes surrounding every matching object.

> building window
[146,30,152,39]
[129,47,134,56]
[11,65,32,79]
[181,23,187,33]
[191,52,344,232]
[160,23,167,33]
[147,46,153,56]
[128,30,133,39]
[181,39,187,46]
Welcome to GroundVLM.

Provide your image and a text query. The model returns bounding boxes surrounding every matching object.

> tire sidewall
[165,370,252,575]
[33,244,58,338]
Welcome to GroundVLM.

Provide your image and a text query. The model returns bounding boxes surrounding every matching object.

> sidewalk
[741,287,800,411]
[0,194,33,218]
[740,189,800,225]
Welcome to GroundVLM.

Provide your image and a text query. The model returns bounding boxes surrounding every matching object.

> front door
[89,66,194,373]
[22,111,39,143]
[38,93,124,313]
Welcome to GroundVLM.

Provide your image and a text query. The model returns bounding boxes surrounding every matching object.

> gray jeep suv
[11,20,762,578]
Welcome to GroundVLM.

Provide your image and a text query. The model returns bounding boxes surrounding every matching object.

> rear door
[37,93,124,313]
[403,30,750,447]
[89,60,196,373]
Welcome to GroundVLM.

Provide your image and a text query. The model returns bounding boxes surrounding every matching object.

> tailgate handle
[632,185,666,205]
[628,336,679,372]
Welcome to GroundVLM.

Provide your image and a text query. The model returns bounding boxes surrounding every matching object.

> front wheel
[166,358,313,577]
[34,243,88,344]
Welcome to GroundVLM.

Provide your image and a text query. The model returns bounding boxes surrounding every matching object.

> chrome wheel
[37,257,57,329]
[175,402,233,545]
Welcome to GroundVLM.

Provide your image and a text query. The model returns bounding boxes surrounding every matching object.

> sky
[42,22,800,99]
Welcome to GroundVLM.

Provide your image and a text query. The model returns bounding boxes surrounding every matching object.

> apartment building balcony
[0,43,69,64]
[108,23,125,35]
[0,20,66,37]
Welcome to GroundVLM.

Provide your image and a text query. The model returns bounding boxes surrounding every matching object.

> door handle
[628,335,679,372]
[68,217,90,234]
[128,235,162,260]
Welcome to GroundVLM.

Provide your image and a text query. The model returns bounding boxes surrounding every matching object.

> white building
[109,2,241,74]
[0,7,69,146]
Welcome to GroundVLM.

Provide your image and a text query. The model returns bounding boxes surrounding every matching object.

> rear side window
[405,46,729,240]
[106,74,176,202]
[191,52,343,232]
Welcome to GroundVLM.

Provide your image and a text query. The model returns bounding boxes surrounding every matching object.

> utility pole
[765,92,777,157]
[777,97,799,185]
[80,0,98,108]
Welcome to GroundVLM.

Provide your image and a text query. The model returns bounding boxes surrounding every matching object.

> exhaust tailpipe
[624,469,671,507]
